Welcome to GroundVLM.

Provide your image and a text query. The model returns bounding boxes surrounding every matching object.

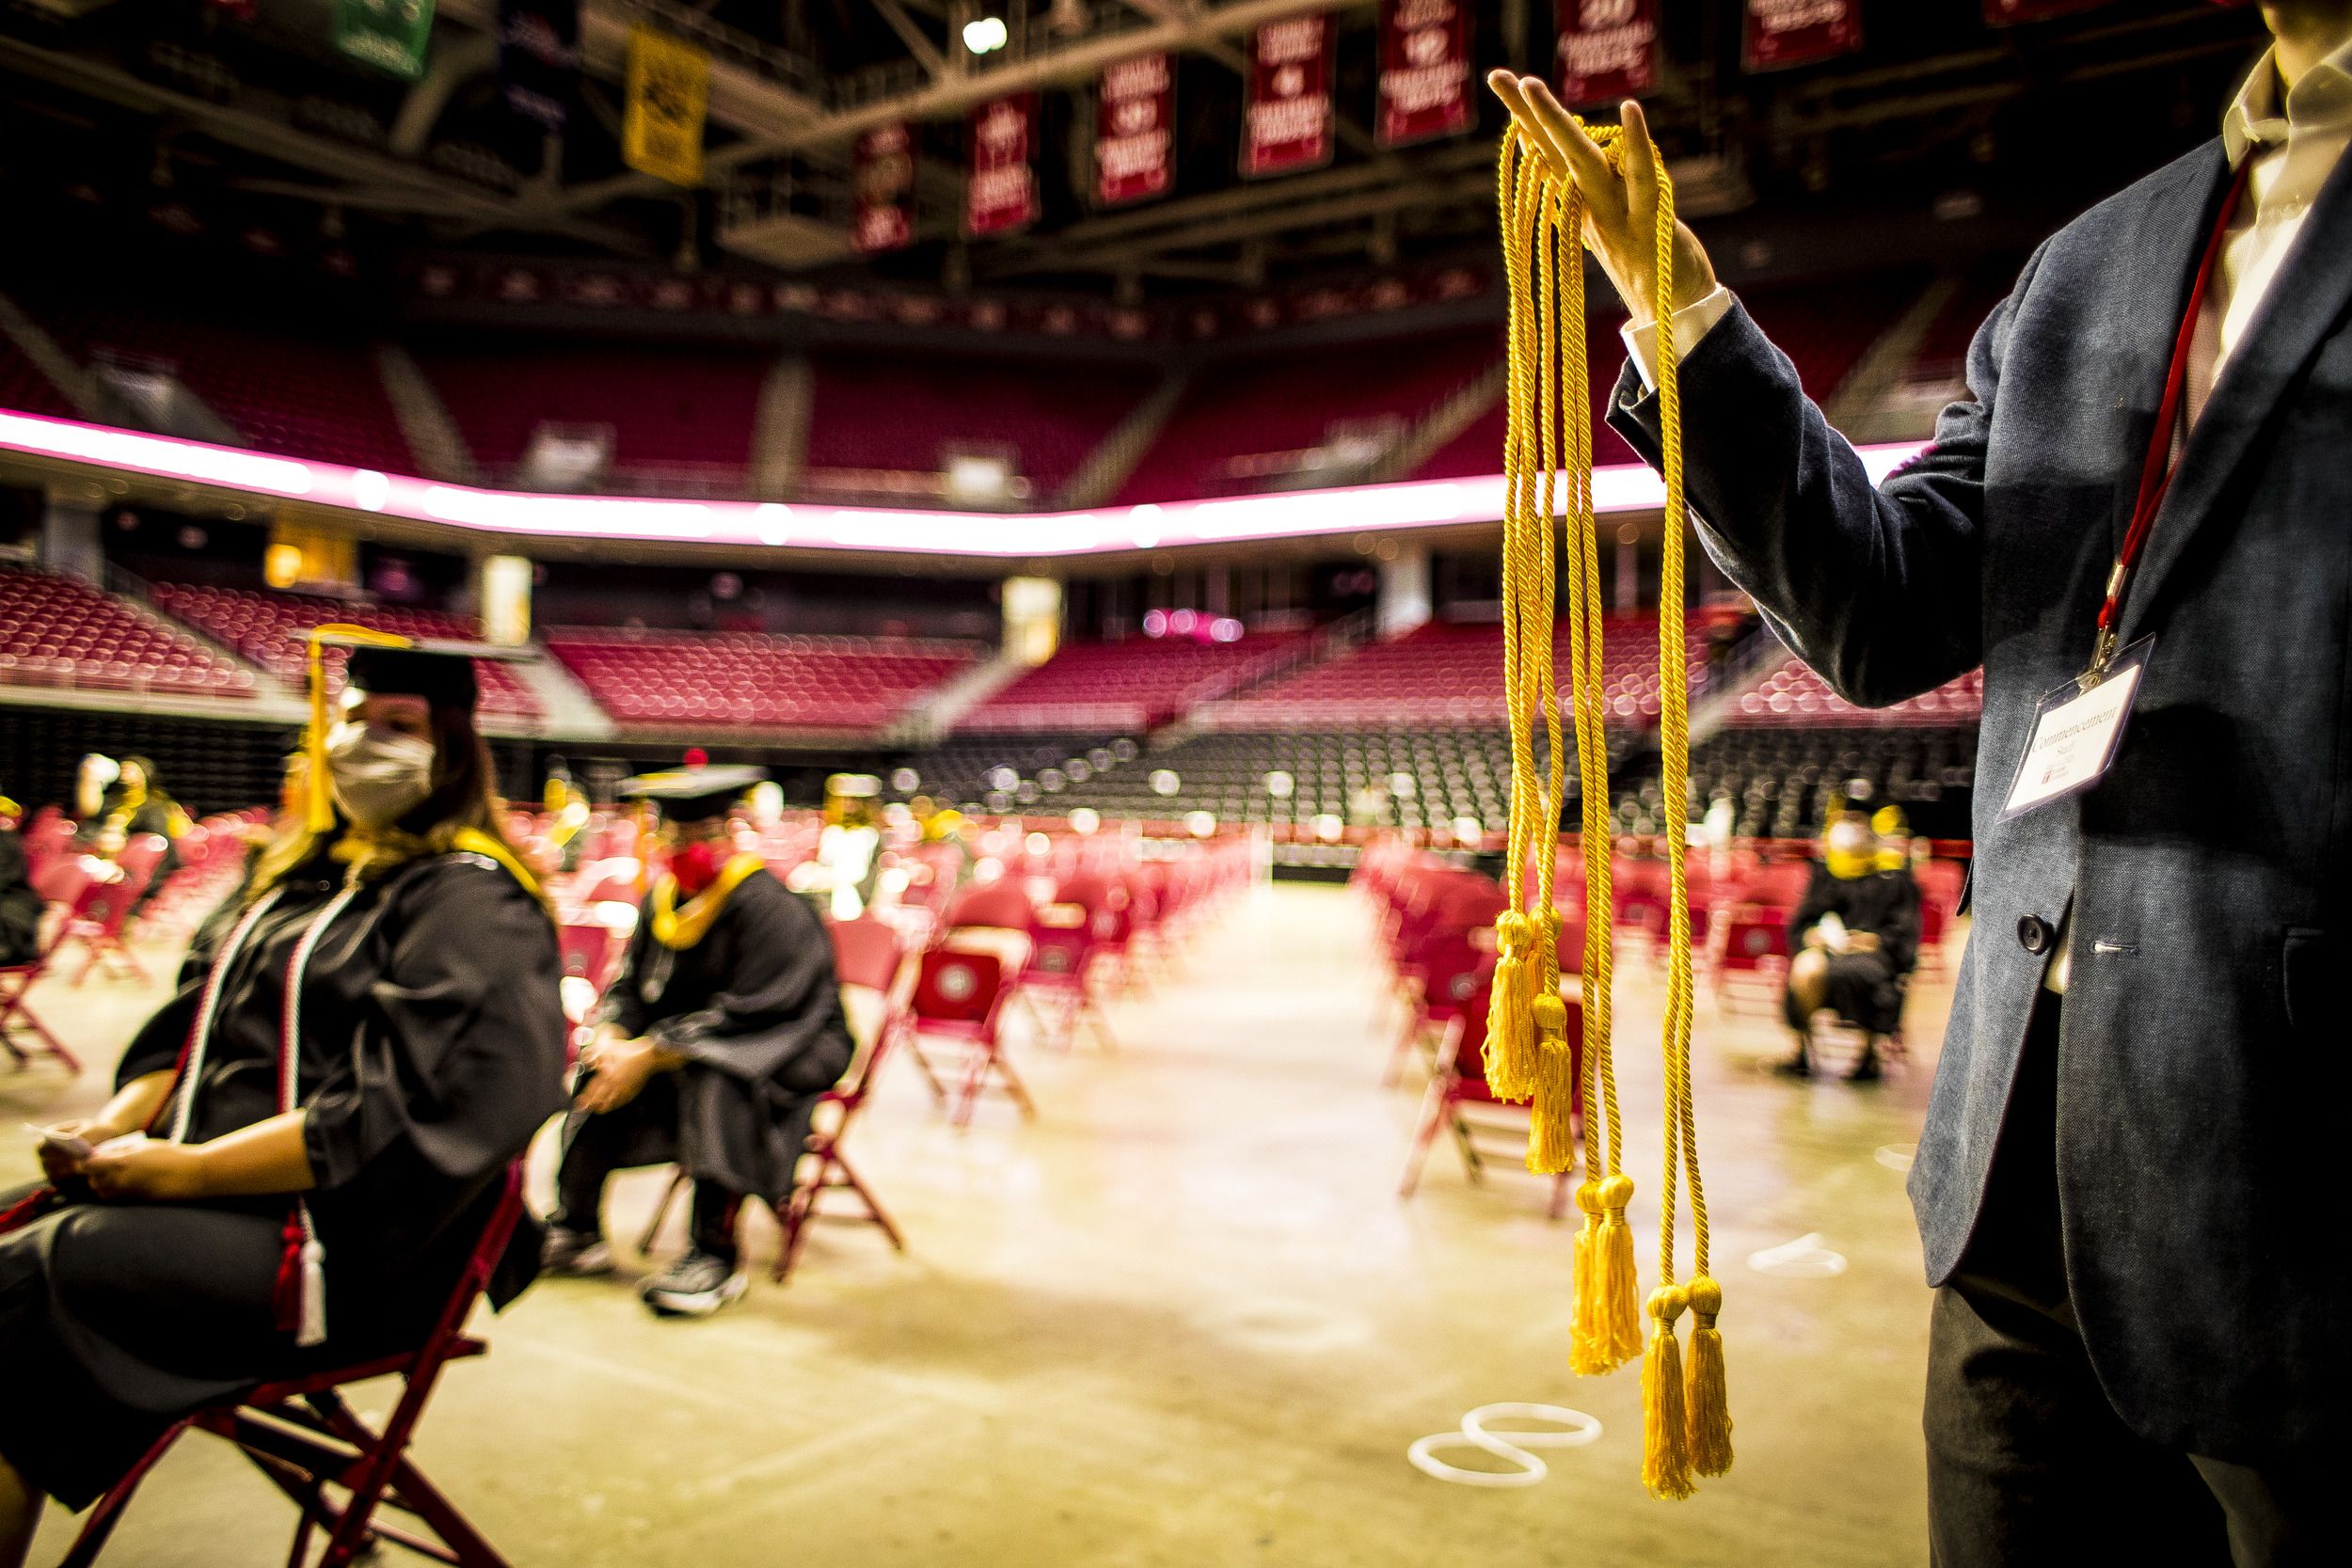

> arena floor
[8,882,1955,1566]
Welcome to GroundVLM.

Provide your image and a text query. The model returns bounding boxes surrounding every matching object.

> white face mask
[326,721,437,828]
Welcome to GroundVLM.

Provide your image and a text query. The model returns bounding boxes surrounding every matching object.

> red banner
[854,122,915,253]
[1556,0,1659,106]
[1243,13,1335,177]
[1376,0,1471,149]
[1742,0,1863,72]
[1096,53,1174,207]
[965,94,1038,238]
[1982,0,2108,23]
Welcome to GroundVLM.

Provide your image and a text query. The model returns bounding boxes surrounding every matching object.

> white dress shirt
[1616,35,2352,995]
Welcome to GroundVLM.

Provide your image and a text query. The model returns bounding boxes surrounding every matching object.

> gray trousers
[1926,996,2328,1566]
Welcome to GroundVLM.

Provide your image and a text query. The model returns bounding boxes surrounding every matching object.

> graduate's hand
[1849,932,1882,954]
[82,1137,208,1202]
[1482,77,1717,327]
[35,1117,116,1182]
[575,1036,657,1115]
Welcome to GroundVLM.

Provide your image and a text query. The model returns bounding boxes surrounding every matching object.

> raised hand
[1485,74,1719,328]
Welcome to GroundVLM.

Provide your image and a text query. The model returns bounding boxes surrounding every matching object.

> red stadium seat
[902,946,1031,1129]
[58,835,167,987]
[0,567,257,701]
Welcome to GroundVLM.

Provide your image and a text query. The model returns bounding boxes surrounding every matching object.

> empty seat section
[1202,613,1732,730]
[957,633,1303,733]
[803,355,1155,499]
[1118,327,1502,504]
[1725,656,1984,728]
[547,629,977,733]
[150,583,540,719]
[1416,311,1631,480]
[0,566,258,698]
[30,295,412,471]
[415,341,771,489]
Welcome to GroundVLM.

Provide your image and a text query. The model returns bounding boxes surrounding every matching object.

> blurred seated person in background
[546,766,854,1319]
[73,753,186,909]
[812,772,883,921]
[0,797,39,967]
[0,641,566,1568]
[1780,802,1920,1083]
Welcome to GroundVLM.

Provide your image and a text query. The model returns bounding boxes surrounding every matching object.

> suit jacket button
[2017,914,2052,955]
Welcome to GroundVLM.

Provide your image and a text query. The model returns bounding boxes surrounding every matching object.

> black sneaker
[1772,1045,1814,1079]
[641,1250,749,1318]
[541,1227,614,1278]
[1847,1047,1884,1085]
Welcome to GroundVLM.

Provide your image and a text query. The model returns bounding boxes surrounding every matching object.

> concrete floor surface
[6,881,1947,1566]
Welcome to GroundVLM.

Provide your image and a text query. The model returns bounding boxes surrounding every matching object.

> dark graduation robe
[0,841,566,1509]
[0,825,40,966]
[576,866,853,1206]
[1787,863,1923,1035]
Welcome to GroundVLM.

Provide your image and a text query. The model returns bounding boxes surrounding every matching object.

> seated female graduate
[1778,804,1922,1084]
[0,637,567,1564]
[545,765,855,1319]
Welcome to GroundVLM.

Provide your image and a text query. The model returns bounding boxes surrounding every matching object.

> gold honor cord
[1490,120,1730,1500]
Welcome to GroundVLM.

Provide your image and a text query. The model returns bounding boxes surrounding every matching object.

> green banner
[335,0,436,82]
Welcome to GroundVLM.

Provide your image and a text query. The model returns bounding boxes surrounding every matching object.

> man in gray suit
[1496,3,2348,1560]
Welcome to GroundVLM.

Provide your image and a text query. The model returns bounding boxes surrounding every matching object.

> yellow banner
[625,25,708,187]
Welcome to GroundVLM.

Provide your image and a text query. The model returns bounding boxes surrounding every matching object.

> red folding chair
[1018,899,1117,1053]
[0,864,98,1072]
[773,916,914,1280]
[903,946,1030,1128]
[62,1167,532,1568]
[1710,908,1790,1015]
[1397,982,1578,1220]
[60,836,167,986]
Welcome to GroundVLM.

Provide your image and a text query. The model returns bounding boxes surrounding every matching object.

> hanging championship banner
[1243,14,1335,177]
[1096,54,1175,208]
[1376,0,1471,149]
[1556,0,1659,106]
[499,0,579,131]
[1741,0,1863,72]
[334,0,436,82]
[624,25,709,188]
[1983,0,2108,22]
[966,94,1040,238]
[854,123,917,253]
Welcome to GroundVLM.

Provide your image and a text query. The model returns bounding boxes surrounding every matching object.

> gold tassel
[1527,991,1577,1172]
[1591,1171,1642,1370]
[1684,1274,1733,1477]
[1568,1181,1612,1376]
[1483,911,1537,1100]
[1642,1285,1694,1501]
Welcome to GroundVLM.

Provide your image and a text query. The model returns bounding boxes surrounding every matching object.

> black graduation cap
[302,626,530,832]
[618,765,769,824]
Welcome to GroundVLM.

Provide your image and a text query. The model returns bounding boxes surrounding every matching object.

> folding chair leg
[1079,995,1117,1053]
[1449,1107,1486,1184]
[903,1037,949,1103]
[832,1149,905,1251]
[1396,1079,1451,1199]
[993,1051,1037,1119]
[1547,1173,1572,1222]
[1380,1011,1426,1088]
[638,1168,690,1256]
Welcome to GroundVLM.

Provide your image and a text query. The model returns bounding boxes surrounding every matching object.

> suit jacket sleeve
[1605,248,2045,707]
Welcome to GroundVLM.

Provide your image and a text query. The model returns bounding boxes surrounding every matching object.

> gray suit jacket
[1608,137,2352,1462]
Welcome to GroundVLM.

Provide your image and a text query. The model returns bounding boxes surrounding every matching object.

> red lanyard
[2092,154,2255,673]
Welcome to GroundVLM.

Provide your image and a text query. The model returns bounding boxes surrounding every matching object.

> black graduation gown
[0,846,566,1508]
[1787,863,1922,1035]
[0,826,40,966]
[577,869,854,1207]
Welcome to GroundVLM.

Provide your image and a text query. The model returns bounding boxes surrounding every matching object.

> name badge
[2000,636,2154,821]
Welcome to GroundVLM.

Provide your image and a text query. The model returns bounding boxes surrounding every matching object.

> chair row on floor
[1,807,262,1069]
[534,815,1261,1288]
[1357,836,1965,1212]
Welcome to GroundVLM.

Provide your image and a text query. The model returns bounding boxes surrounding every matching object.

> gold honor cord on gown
[1490,120,1730,1500]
